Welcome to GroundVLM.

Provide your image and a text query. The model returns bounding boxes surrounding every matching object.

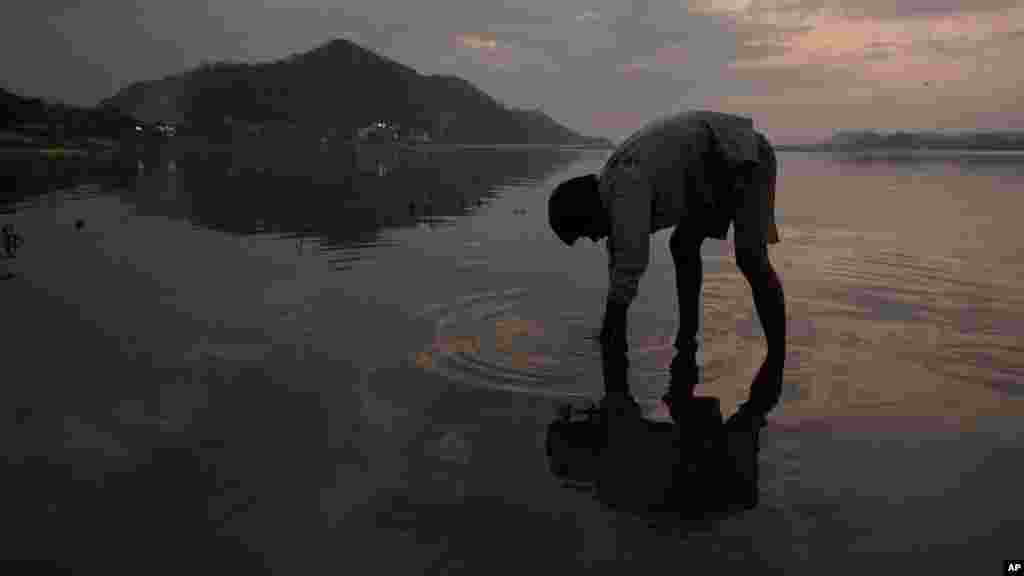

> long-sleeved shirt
[599,110,762,306]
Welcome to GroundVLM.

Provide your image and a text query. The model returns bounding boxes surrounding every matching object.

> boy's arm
[599,168,652,393]
[604,168,652,309]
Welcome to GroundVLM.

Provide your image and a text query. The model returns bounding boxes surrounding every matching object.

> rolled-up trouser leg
[668,226,703,399]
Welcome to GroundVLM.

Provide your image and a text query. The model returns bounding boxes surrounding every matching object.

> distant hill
[776,130,1024,152]
[2,87,141,146]
[828,130,1024,151]
[101,38,613,147]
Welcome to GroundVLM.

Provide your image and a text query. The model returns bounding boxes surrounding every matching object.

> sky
[3,1,1023,144]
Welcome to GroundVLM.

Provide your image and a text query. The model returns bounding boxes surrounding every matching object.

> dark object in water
[546,401,605,486]
[2,224,24,258]
[545,396,758,516]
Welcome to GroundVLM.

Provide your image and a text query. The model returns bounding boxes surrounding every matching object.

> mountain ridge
[101,37,613,147]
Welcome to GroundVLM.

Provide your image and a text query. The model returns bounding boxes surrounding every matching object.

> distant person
[548,110,786,433]
[2,224,24,258]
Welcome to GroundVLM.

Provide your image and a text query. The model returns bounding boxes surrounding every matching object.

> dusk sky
[4,1,1023,144]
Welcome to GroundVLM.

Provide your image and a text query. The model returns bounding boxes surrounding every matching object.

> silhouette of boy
[548,111,786,432]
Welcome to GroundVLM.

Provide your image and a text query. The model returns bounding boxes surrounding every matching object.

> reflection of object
[545,396,757,515]
[494,317,545,352]
[438,335,481,356]
[414,351,435,370]
[2,224,25,258]
[545,400,603,486]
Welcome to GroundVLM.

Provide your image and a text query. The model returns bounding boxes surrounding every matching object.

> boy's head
[548,174,608,246]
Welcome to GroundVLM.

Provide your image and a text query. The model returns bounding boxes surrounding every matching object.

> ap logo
[1008,561,1022,574]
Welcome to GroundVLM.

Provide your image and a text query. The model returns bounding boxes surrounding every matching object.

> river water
[6,147,1024,426]
[5,145,1024,571]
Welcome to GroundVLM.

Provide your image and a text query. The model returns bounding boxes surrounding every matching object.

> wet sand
[2,204,1022,574]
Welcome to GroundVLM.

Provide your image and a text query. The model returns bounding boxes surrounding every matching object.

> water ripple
[409,220,1024,417]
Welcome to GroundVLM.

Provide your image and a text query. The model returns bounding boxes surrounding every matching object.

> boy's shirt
[598,110,761,306]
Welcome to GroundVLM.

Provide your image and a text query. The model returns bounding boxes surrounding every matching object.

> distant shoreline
[776,144,1024,153]
[8,142,1023,161]
[436,143,613,151]
[0,136,612,158]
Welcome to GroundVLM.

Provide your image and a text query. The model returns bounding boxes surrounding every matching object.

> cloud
[862,47,894,61]
[711,1,1024,142]
[736,39,796,59]
[830,0,1019,21]
[690,0,1018,22]
[692,0,1022,69]
[726,59,859,98]
[456,33,499,51]
[8,0,1023,143]
[617,42,690,74]
[702,0,1024,79]
[452,32,559,73]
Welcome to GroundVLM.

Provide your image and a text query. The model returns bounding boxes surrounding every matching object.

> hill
[774,130,1024,152]
[826,130,1024,151]
[100,38,612,147]
[2,87,141,147]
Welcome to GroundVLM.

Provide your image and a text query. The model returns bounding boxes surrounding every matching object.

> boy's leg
[666,225,704,403]
[735,243,785,416]
[733,133,784,418]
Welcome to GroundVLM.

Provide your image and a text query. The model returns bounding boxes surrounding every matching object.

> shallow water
[5,148,1024,427]
[410,149,1024,426]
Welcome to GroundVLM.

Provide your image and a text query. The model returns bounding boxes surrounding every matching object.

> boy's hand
[747,355,783,415]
